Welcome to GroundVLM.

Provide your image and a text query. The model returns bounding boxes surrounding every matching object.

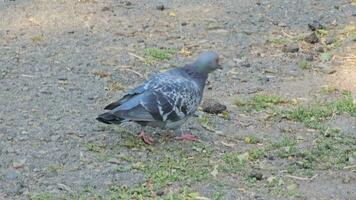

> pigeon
[97,51,221,144]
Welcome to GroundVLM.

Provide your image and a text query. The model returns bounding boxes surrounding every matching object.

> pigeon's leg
[174,129,199,142]
[138,128,153,145]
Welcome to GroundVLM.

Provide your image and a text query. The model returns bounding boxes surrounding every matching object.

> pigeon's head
[194,51,222,74]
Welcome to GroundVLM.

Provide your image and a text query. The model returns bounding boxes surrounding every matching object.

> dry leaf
[179,47,191,56]
[168,12,176,17]
[221,141,235,147]
[210,165,219,177]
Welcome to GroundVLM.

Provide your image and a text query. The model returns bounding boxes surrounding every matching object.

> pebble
[156,5,165,11]
[305,54,314,61]
[249,171,263,180]
[308,20,324,31]
[321,67,336,74]
[325,36,335,45]
[202,99,227,114]
[5,170,19,181]
[13,160,25,169]
[316,46,324,53]
[50,135,60,141]
[156,190,164,196]
[282,43,299,53]
[241,61,251,68]
[304,32,319,44]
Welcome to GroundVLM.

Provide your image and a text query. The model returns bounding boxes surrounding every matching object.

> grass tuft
[144,48,175,61]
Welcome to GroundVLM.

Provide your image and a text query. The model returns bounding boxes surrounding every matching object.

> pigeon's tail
[96,112,123,124]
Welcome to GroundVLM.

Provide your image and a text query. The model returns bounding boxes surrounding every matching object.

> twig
[118,68,143,77]
[128,52,145,61]
[281,30,294,38]
[21,74,35,78]
[285,174,318,181]
[344,164,356,170]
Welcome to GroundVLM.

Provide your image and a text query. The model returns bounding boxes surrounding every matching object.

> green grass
[144,48,176,61]
[285,94,355,129]
[234,94,287,111]
[84,142,106,153]
[266,35,304,45]
[298,58,310,69]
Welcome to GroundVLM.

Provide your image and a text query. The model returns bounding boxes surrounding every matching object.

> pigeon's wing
[104,69,202,123]
[104,83,147,110]
[139,73,202,122]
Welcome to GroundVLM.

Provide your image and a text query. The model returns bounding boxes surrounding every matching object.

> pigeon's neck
[182,65,208,90]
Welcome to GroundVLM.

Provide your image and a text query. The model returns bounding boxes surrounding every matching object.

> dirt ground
[0,0,355,200]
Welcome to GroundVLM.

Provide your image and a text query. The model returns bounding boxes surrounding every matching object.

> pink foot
[138,129,153,145]
[175,133,199,142]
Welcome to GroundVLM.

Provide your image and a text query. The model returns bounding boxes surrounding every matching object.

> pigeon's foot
[175,133,199,142]
[138,129,153,145]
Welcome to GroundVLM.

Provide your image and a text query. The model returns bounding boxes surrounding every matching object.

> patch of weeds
[31,34,44,42]
[91,70,110,78]
[221,151,249,173]
[331,94,356,116]
[270,136,297,149]
[84,142,106,153]
[212,191,224,200]
[30,194,52,200]
[244,175,258,187]
[218,111,229,119]
[320,52,331,62]
[309,129,356,169]
[320,86,337,94]
[298,58,310,69]
[285,94,356,129]
[198,114,215,131]
[266,35,304,45]
[315,29,329,37]
[106,81,124,92]
[285,104,333,129]
[122,135,142,148]
[163,187,201,200]
[144,48,175,61]
[234,94,287,111]
[244,135,262,144]
[248,147,265,160]
[129,143,215,191]
[46,164,64,173]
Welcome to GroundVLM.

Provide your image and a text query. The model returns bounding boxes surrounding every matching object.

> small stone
[321,67,336,74]
[50,135,60,141]
[156,190,164,196]
[304,32,319,44]
[5,170,19,181]
[306,54,314,61]
[57,77,67,81]
[316,46,324,53]
[278,22,287,27]
[181,22,187,26]
[241,61,251,68]
[267,155,275,160]
[325,36,335,45]
[249,171,263,180]
[101,6,113,12]
[282,43,299,53]
[156,5,165,11]
[308,20,324,31]
[13,160,25,169]
[202,99,227,114]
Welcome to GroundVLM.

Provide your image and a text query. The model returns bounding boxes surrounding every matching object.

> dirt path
[0,0,355,199]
